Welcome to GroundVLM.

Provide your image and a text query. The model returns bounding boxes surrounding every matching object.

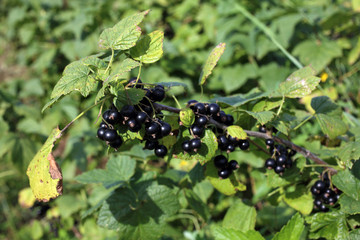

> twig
[152,103,337,174]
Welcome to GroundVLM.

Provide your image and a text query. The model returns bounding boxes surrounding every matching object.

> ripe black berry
[314,198,322,207]
[225,114,234,126]
[145,122,160,135]
[151,88,165,102]
[214,155,228,168]
[97,127,107,140]
[207,103,220,116]
[265,139,274,147]
[99,122,108,129]
[227,144,236,153]
[136,112,148,124]
[127,118,137,129]
[218,135,229,151]
[218,111,227,123]
[195,116,208,126]
[265,158,276,169]
[228,160,239,170]
[274,165,285,174]
[314,180,326,192]
[102,110,111,122]
[103,129,118,142]
[190,125,204,137]
[107,110,122,125]
[288,149,296,157]
[259,125,267,133]
[276,155,287,166]
[319,204,329,212]
[218,168,232,179]
[311,186,320,196]
[155,145,167,157]
[228,135,238,144]
[238,140,250,150]
[120,105,136,118]
[182,140,192,152]
[109,137,123,149]
[193,103,206,114]
[187,100,198,109]
[160,122,171,136]
[144,140,158,150]
[190,138,201,150]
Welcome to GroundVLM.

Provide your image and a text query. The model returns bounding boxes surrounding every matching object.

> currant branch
[153,102,338,174]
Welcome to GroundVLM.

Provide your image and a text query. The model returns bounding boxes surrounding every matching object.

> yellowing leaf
[226,125,247,140]
[199,42,226,85]
[130,30,164,63]
[18,188,36,208]
[26,128,63,202]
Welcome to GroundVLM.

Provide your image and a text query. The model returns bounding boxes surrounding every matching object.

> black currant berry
[218,168,232,179]
[182,140,192,152]
[218,111,227,123]
[311,186,321,196]
[227,144,236,153]
[276,155,287,166]
[151,88,165,102]
[107,110,122,125]
[259,125,267,133]
[228,160,239,170]
[102,110,111,122]
[288,149,296,157]
[120,105,136,118]
[109,137,123,149]
[285,159,293,169]
[214,155,228,168]
[265,158,276,170]
[314,180,326,192]
[190,124,204,137]
[314,198,323,208]
[190,138,201,151]
[136,112,148,124]
[97,127,107,140]
[238,140,250,150]
[145,122,160,135]
[228,135,238,144]
[103,129,118,142]
[155,145,167,157]
[144,140,158,150]
[127,118,137,129]
[99,122,108,129]
[265,138,274,147]
[319,204,329,212]
[225,114,234,126]
[128,122,142,132]
[187,100,198,109]
[218,135,229,151]
[160,122,171,136]
[207,103,220,116]
[193,103,206,114]
[274,165,285,174]
[128,77,143,88]
[276,145,287,155]
[195,116,208,126]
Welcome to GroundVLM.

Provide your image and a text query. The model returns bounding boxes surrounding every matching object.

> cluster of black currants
[213,155,239,179]
[311,173,341,212]
[264,138,296,175]
[218,135,250,153]
[97,78,172,158]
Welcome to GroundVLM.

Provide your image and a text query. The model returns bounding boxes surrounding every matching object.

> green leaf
[338,140,360,169]
[348,37,360,65]
[174,129,218,165]
[339,195,360,215]
[277,66,321,98]
[199,42,226,85]
[243,111,275,125]
[273,213,305,240]
[98,10,149,50]
[222,200,256,232]
[26,128,63,202]
[113,88,146,108]
[211,91,267,107]
[283,185,313,215]
[184,189,210,220]
[252,100,283,112]
[156,81,188,89]
[311,96,348,139]
[130,30,164,63]
[97,182,180,240]
[306,210,349,240]
[41,96,61,113]
[205,162,246,195]
[179,108,195,128]
[350,229,360,240]
[332,169,360,201]
[212,225,264,240]
[293,39,342,73]
[226,125,247,140]
[50,60,97,99]
[75,155,136,187]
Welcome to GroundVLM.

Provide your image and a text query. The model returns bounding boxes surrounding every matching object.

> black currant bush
[0,3,354,240]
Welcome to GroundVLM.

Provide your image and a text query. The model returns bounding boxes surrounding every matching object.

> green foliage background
[1,0,360,239]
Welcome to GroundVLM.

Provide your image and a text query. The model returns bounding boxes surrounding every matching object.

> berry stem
[153,102,338,174]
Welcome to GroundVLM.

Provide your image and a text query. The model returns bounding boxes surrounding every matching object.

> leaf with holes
[26,128,63,202]
[179,108,195,128]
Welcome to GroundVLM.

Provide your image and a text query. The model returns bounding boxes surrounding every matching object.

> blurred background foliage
[1,0,360,239]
